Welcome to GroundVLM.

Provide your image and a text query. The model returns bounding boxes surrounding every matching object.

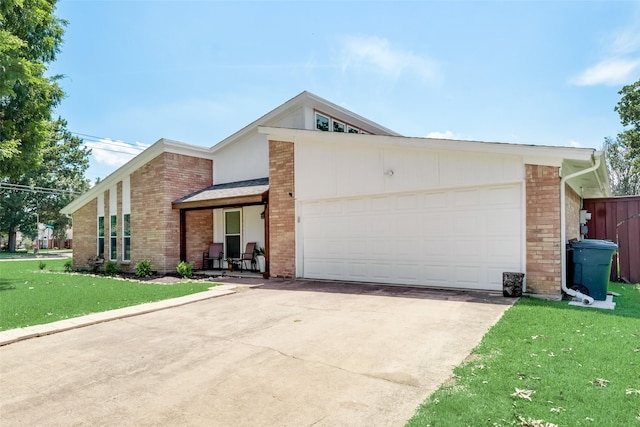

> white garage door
[299,184,522,291]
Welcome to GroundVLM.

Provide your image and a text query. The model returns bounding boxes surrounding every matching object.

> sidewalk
[0,283,243,347]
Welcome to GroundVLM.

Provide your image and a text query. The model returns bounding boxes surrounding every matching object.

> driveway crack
[226,338,419,388]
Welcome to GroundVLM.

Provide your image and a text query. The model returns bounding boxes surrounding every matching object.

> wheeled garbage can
[570,239,618,301]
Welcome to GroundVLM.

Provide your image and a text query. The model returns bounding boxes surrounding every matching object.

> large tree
[604,79,640,195]
[0,119,90,251]
[0,0,66,177]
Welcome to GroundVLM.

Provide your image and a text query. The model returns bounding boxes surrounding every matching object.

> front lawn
[407,282,640,427]
[0,259,215,331]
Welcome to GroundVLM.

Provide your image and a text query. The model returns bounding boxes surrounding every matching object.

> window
[315,110,363,134]
[110,215,117,261]
[225,210,241,259]
[97,216,105,258]
[315,113,330,131]
[123,214,131,262]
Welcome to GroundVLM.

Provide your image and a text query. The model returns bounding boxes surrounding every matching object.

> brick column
[525,164,562,297]
[268,140,295,277]
[72,199,97,269]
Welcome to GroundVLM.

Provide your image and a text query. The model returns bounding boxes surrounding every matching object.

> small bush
[176,261,193,279]
[135,259,153,277]
[104,260,118,276]
[38,261,46,270]
[64,259,73,272]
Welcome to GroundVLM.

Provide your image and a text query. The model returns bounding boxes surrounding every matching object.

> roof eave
[61,138,214,215]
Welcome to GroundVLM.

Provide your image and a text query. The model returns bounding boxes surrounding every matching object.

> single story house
[61,91,611,299]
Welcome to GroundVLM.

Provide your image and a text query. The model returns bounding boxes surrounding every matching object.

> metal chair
[239,242,257,271]
[203,242,224,269]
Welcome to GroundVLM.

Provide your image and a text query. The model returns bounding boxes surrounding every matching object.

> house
[61,91,611,299]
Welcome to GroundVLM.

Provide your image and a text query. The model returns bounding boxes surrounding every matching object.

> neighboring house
[61,91,611,299]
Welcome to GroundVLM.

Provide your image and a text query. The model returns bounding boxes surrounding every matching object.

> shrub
[176,261,193,279]
[104,260,118,276]
[64,259,73,272]
[135,259,153,277]
[38,261,46,270]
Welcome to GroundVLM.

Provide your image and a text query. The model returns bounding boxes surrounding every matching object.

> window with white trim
[110,215,117,261]
[315,111,366,134]
[97,216,105,258]
[123,214,131,261]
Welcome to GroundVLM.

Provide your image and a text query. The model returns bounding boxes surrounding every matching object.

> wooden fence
[584,196,640,283]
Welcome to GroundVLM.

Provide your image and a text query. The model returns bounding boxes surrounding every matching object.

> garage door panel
[455,265,486,286]
[301,184,522,291]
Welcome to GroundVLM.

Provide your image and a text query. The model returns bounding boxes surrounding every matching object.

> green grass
[0,259,216,331]
[407,282,640,427]
[0,249,72,259]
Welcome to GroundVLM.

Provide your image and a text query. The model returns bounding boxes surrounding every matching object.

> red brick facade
[525,164,561,296]
[565,184,581,241]
[185,210,213,269]
[268,140,295,277]
[72,152,212,273]
[71,199,97,269]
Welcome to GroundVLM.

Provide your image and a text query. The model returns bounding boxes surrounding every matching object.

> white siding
[295,139,524,200]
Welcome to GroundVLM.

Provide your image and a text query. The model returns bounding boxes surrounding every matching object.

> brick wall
[72,198,97,269]
[525,164,561,297]
[130,152,212,273]
[185,210,213,269]
[268,140,295,277]
[565,184,581,241]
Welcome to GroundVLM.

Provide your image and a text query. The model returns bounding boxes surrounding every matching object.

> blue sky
[49,0,640,182]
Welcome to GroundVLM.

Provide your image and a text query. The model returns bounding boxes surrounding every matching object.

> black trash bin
[503,272,524,297]
[570,239,618,301]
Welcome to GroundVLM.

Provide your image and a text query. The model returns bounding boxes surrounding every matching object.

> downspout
[560,153,602,305]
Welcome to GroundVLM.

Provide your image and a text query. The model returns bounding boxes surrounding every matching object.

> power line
[0,182,82,196]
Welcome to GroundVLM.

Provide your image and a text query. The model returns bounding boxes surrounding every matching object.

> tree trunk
[8,227,17,252]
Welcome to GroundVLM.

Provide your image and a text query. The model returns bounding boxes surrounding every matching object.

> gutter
[560,153,602,305]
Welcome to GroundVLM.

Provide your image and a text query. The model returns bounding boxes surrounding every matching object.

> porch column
[179,209,186,262]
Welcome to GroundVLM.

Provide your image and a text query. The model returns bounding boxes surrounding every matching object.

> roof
[60,138,214,215]
[209,91,401,154]
[61,91,399,215]
[172,178,269,210]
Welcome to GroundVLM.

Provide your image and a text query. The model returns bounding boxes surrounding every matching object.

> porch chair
[240,242,257,272]
[203,242,224,269]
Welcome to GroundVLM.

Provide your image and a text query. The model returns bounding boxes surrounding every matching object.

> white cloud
[340,35,440,84]
[568,140,582,148]
[426,130,461,139]
[85,139,150,167]
[572,58,640,86]
[572,20,640,86]
[611,27,640,56]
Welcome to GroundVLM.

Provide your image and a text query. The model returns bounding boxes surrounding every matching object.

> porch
[172,178,270,272]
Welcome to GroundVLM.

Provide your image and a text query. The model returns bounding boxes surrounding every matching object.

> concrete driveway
[0,280,514,426]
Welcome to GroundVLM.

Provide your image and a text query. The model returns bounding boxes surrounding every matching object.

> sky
[48,0,640,183]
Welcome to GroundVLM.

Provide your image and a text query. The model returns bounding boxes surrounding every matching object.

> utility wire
[0,182,83,196]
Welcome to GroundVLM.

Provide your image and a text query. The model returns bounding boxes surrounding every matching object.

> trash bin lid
[571,239,618,250]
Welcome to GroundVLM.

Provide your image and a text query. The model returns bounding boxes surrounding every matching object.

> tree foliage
[604,79,640,196]
[603,135,640,196]
[0,0,66,177]
[0,119,90,251]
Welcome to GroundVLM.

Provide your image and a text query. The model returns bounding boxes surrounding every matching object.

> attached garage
[299,184,522,291]
[284,129,528,292]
